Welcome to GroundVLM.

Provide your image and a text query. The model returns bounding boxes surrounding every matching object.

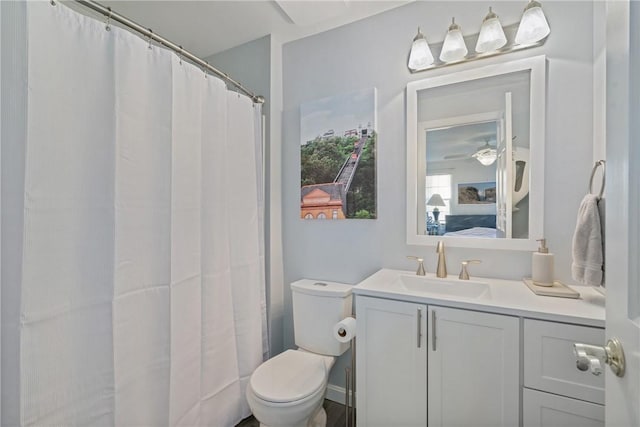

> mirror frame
[406,55,546,250]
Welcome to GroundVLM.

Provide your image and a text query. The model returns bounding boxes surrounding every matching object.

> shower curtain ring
[203,62,209,79]
[178,46,183,65]
[147,29,153,50]
[50,0,56,6]
[105,7,112,32]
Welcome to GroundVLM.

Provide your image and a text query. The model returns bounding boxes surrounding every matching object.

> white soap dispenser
[532,238,554,286]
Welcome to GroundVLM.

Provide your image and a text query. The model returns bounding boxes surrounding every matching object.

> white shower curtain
[3,1,267,425]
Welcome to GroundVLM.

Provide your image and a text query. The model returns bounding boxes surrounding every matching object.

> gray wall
[207,35,271,133]
[282,1,598,387]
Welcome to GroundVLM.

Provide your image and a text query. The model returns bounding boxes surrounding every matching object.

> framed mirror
[406,56,546,250]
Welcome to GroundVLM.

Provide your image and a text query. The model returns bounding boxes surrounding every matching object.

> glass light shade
[475,8,507,53]
[515,2,550,44]
[408,28,434,71]
[439,19,468,62]
[472,147,497,166]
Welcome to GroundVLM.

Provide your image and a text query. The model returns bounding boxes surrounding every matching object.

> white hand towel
[571,194,604,286]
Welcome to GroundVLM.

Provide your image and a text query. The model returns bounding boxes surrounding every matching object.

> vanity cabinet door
[355,296,427,427]
[427,306,520,427]
[523,388,604,427]
[523,319,604,404]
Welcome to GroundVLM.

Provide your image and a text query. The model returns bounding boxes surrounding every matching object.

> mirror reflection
[416,69,531,239]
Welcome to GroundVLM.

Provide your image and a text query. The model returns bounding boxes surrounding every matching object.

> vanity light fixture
[472,143,498,166]
[408,27,435,71]
[407,1,550,73]
[515,0,551,45]
[440,18,468,63]
[475,7,507,53]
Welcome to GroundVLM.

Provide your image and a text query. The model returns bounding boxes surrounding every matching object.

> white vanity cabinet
[353,269,606,427]
[355,296,427,427]
[355,297,519,427]
[427,306,520,427]
[522,319,605,427]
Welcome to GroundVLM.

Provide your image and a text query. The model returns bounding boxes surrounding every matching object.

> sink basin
[396,275,491,299]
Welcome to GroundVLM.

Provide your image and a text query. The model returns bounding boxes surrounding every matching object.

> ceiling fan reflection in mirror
[442,137,498,165]
[471,141,498,165]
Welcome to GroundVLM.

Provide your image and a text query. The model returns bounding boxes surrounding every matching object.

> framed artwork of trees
[300,88,377,220]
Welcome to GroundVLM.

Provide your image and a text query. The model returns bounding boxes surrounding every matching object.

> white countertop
[352,269,606,328]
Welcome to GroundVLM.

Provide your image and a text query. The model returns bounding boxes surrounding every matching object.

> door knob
[573,338,625,377]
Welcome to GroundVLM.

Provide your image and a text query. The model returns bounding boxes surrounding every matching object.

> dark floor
[236,399,350,427]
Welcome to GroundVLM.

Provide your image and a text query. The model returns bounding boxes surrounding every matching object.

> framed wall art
[300,88,377,220]
[457,181,497,204]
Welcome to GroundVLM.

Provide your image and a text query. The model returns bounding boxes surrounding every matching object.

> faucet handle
[407,256,426,276]
[459,260,482,280]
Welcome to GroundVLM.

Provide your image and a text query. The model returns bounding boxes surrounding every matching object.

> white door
[496,92,513,238]
[603,1,640,425]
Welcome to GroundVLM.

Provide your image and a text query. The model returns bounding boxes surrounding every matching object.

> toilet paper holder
[334,316,356,344]
[342,315,356,427]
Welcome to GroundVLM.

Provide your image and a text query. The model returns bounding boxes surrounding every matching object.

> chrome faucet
[436,241,447,278]
[407,256,426,276]
[459,260,482,280]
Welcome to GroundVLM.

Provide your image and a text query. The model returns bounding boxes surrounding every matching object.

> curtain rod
[67,0,265,104]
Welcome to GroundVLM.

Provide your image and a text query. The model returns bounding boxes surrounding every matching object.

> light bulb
[475,7,507,53]
[440,18,468,63]
[408,27,434,71]
[472,144,497,166]
[475,152,497,166]
[515,1,551,45]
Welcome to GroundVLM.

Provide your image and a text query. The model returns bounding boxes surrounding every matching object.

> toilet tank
[291,279,353,356]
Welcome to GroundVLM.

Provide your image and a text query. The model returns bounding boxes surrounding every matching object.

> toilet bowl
[246,350,336,427]
[247,280,352,427]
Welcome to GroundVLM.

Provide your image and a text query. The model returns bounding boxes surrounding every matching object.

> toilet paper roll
[333,316,357,343]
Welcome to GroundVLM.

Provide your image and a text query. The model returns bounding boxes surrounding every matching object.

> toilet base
[259,406,327,427]
[309,406,327,427]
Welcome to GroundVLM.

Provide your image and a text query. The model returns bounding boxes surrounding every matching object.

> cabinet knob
[573,338,625,377]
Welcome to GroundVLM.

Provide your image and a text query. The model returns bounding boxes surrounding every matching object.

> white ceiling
[427,121,498,163]
[99,0,413,58]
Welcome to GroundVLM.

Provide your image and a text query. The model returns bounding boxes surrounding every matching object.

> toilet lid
[250,350,327,403]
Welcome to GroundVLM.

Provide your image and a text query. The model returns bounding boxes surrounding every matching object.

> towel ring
[589,160,606,200]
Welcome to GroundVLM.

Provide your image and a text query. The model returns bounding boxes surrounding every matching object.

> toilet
[246,279,353,427]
